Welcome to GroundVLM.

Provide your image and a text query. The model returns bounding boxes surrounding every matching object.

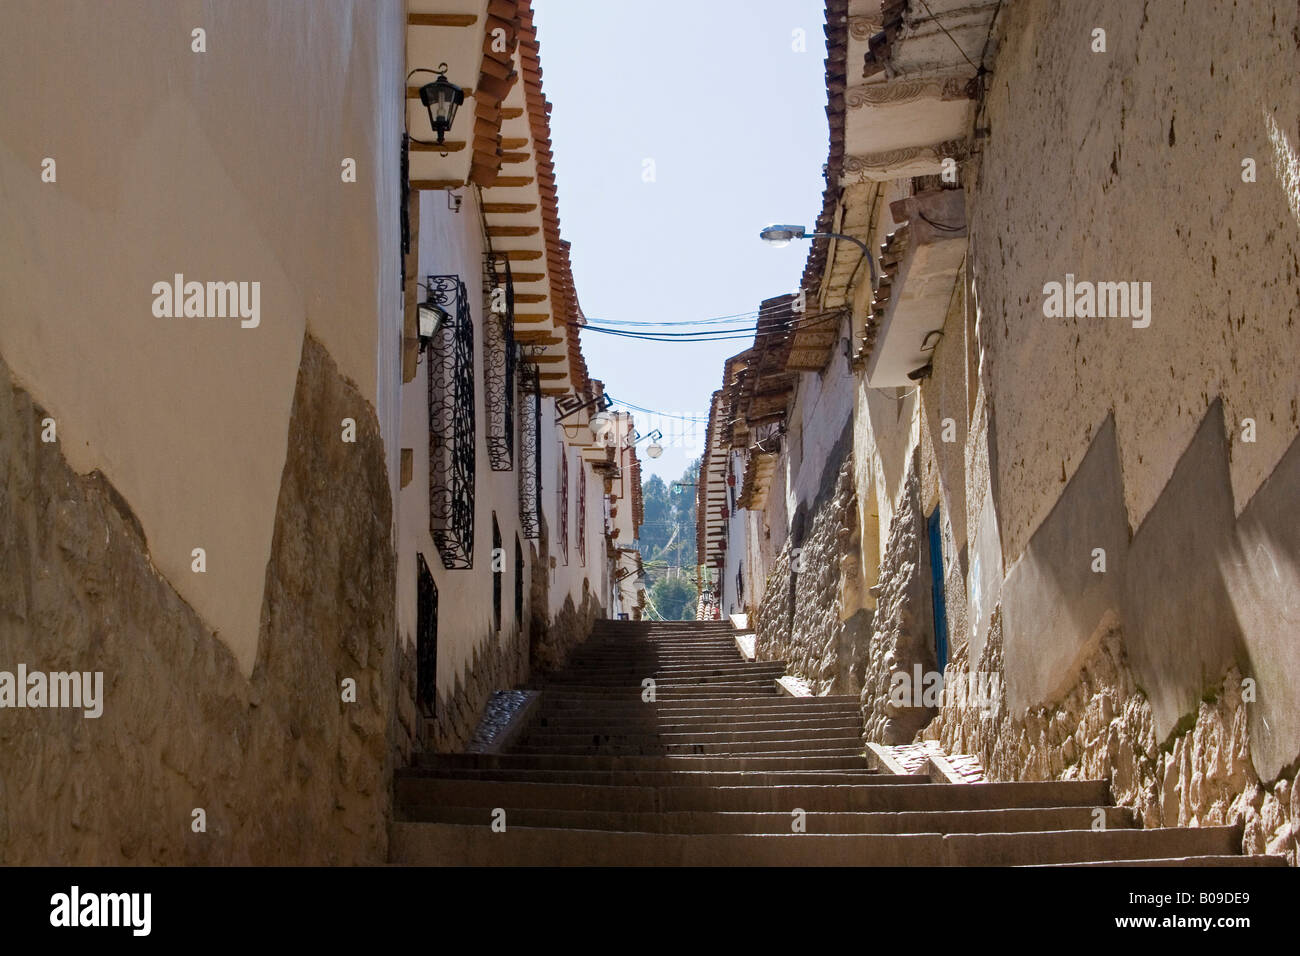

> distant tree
[650,575,696,621]
[639,456,702,618]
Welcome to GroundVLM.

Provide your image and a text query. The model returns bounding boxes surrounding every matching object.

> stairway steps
[398,804,1137,834]
[395,777,1113,813]
[392,822,1244,866]
[400,769,903,787]
[532,718,863,734]
[522,727,865,747]
[392,619,1269,866]
[416,753,876,772]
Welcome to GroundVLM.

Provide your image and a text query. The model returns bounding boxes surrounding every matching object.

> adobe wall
[0,336,397,864]
[966,0,1300,786]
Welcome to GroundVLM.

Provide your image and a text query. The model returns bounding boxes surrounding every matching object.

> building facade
[699,0,1300,862]
[0,0,639,864]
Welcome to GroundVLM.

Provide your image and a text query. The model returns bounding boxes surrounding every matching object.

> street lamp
[413,64,465,146]
[588,410,613,444]
[631,429,664,459]
[759,223,878,284]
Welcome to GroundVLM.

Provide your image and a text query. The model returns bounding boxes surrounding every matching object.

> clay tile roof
[517,0,589,394]
[468,0,522,187]
[799,0,849,299]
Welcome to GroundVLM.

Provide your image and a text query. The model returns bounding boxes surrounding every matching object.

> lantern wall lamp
[415,281,450,347]
[408,64,465,146]
[759,223,878,284]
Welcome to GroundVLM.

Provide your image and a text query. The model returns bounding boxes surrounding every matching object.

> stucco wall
[397,191,610,745]
[0,0,405,673]
[968,0,1300,783]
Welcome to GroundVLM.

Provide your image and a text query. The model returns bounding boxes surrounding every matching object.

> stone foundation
[755,455,871,695]
[861,457,936,743]
[0,334,397,864]
[923,607,1300,864]
[428,624,528,753]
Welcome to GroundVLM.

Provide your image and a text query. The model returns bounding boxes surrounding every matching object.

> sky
[531,0,830,480]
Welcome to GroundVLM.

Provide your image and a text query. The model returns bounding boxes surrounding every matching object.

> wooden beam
[409,140,466,152]
[410,179,464,190]
[515,331,563,344]
[509,272,546,283]
[407,85,475,99]
[501,248,542,261]
[513,313,550,323]
[485,224,539,237]
[501,137,529,150]
[500,151,531,164]
[407,13,477,26]
[482,202,537,214]
[492,176,534,188]
[502,107,524,119]
[514,292,547,303]
[531,353,568,364]
[539,372,570,380]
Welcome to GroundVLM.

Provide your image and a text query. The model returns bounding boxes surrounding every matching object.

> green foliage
[650,575,697,622]
[639,457,700,620]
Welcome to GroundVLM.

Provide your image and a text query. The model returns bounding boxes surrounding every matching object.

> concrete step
[544,662,784,678]
[394,777,1112,813]
[1039,854,1288,867]
[398,804,1137,834]
[415,753,876,772]
[522,727,864,748]
[532,717,863,735]
[391,820,1238,866]
[510,736,867,756]
[401,768,906,788]
[535,699,858,715]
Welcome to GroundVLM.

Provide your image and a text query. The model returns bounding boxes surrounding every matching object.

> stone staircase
[391,620,1286,866]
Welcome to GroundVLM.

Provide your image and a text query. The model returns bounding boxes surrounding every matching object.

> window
[517,364,541,538]
[558,444,569,564]
[426,274,475,569]
[483,253,515,471]
[577,461,586,566]
[416,554,438,718]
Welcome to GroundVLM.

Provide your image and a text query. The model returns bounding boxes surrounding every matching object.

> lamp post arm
[807,231,878,284]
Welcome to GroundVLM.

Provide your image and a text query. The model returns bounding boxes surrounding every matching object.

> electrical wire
[913,0,981,73]
[571,308,848,343]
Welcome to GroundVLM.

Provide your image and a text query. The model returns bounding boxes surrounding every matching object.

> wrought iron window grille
[426,274,475,569]
[558,443,569,564]
[577,460,587,566]
[517,363,542,539]
[483,253,515,471]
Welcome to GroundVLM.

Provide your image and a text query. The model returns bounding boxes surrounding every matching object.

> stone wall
[923,607,1300,864]
[527,518,603,675]
[428,623,529,753]
[860,455,936,744]
[0,334,397,864]
[755,447,871,695]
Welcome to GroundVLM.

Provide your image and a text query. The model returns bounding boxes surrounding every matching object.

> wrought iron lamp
[416,283,450,347]
[414,64,465,146]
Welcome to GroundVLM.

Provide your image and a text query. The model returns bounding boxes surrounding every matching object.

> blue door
[927,507,949,673]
